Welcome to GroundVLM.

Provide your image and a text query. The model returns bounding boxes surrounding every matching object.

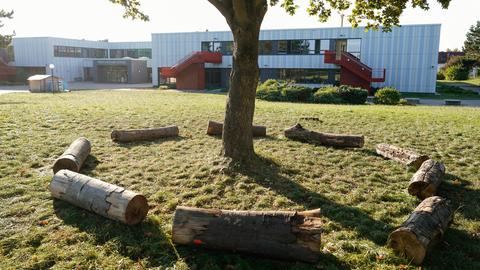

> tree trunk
[388,196,453,265]
[53,137,91,174]
[111,126,179,143]
[172,206,322,263]
[284,124,364,148]
[376,143,429,170]
[49,169,149,225]
[408,159,445,199]
[207,120,266,137]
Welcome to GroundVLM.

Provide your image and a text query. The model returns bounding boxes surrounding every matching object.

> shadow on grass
[53,200,177,268]
[438,173,480,221]
[0,101,29,105]
[114,136,186,149]
[230,155,393,246]
[79,155,100,175]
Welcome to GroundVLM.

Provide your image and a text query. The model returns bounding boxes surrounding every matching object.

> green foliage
[442,56,479,73]
[313,87,344,104]
[464,21,480,57]
[0,9,14,48]
[445,64,469,81]
[337,85,368,105]
[398,99,409,106]
[256,79,314,102]
[437,71,446,80]
[374,87,401,105]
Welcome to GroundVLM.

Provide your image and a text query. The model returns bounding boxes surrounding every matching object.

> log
[376,143,429,170]
[408,159,445,199]
[172,206,322,263]
[53,137,91,174]
[284,123,364,148]
[206,120,267,137]
[49,169,149,225]
[388,196,453,265]
[111,125,179,143]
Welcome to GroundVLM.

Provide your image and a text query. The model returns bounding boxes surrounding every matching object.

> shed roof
[27,75,60,81]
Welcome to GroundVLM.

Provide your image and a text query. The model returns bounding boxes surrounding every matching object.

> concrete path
[417,99,480,107]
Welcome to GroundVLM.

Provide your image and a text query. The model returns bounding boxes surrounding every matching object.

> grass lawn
[439,78,480,87]
[1,90,479,270]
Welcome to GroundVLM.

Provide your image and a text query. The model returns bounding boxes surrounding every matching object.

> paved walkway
[417,99,480,107]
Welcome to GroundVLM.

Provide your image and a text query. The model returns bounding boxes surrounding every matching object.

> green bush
[282,86,314,102]
[374,87,401,105]
[313,87,343,104]
[256,79,314,102]
[337,85,368,105]
[437,71,446,80]
[445,64,469,80]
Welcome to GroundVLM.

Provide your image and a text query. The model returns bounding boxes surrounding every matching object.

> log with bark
[408,159,445,199]
[206,120,266,137]
[376,143,429,170]
[284,124,364,148]
[388,196,453,265]
[53,137,91,174]
[111,125,179,143]
[49,169,149,225]
[172,206,323,263]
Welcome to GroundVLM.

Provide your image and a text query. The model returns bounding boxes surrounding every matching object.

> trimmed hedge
[444,64,469,80]
[374,87,401,105]
[256,80,368,104]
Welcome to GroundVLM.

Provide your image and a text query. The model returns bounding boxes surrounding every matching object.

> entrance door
[335,39,347,60]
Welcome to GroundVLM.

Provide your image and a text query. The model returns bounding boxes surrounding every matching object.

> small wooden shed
[27,75,62,93]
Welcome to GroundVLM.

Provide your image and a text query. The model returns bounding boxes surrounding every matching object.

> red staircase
[324,50,385,92]
[161,51,222,78]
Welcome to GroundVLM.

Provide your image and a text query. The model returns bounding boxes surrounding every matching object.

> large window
[347,39,361,58]
[54,45,108,58]
[279,69,330,84]
[259,41,273,54]
[278,40,288,54]
[201,41,232,54]
[109,49,152,59]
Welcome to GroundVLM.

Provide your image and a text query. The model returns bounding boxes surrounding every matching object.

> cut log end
[125,194,149,225]
[111,131,121,142]
[389,228,426,265]
[53,155,79,174]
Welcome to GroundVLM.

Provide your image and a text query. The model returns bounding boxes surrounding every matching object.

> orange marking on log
[193,239,203,245]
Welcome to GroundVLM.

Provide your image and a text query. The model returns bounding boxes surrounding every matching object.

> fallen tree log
[408,159,445,199]
[376,143,429,170]
[284,123,364,148]
[49,170,149,225]
[111,125,179,143]
[53,137,91,174]
[206,120,266,137]
[389,196,453,265]
[172,206,322,263]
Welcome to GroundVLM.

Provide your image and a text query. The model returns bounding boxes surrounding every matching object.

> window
[279,69,330,84]
[259,41,273,54]
[278,40,287,54]
[317,40,330,54]
[201,42,212,52]
[347,39,361,58]
[223,41,233,55]
[53,45,107,58]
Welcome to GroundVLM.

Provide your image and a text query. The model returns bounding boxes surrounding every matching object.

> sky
[1,0,478,51]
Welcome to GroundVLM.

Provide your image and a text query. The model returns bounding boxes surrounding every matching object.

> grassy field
[401,81,480,100]
[0,90,479,270]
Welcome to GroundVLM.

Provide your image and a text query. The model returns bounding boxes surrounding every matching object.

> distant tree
[464,21,480,57]
[0,10,14,48]
[109,0,452,163]
[446,48,461,52]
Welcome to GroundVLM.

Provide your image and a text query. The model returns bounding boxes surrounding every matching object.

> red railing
[324,50,385,83]
[161,51,222,78]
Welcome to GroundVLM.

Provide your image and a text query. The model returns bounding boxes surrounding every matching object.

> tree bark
[53,137,91,174]
[388,196,453,265]
[111,126,179,143]
[206,0,268,162]
[376,143,429,170]
[284,124,364,148]
[207,120,266,137]
[172,206,322,263]
[408,159,445,199]
[49,169,149,225]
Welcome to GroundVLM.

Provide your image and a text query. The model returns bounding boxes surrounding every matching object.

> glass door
[335,39,347,60]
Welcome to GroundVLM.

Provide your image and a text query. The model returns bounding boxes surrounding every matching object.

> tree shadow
[228,155,393,246]
[0,101,29,105]
[438,173,480,221]
[53,200,177,268]
[114,136,185,149]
